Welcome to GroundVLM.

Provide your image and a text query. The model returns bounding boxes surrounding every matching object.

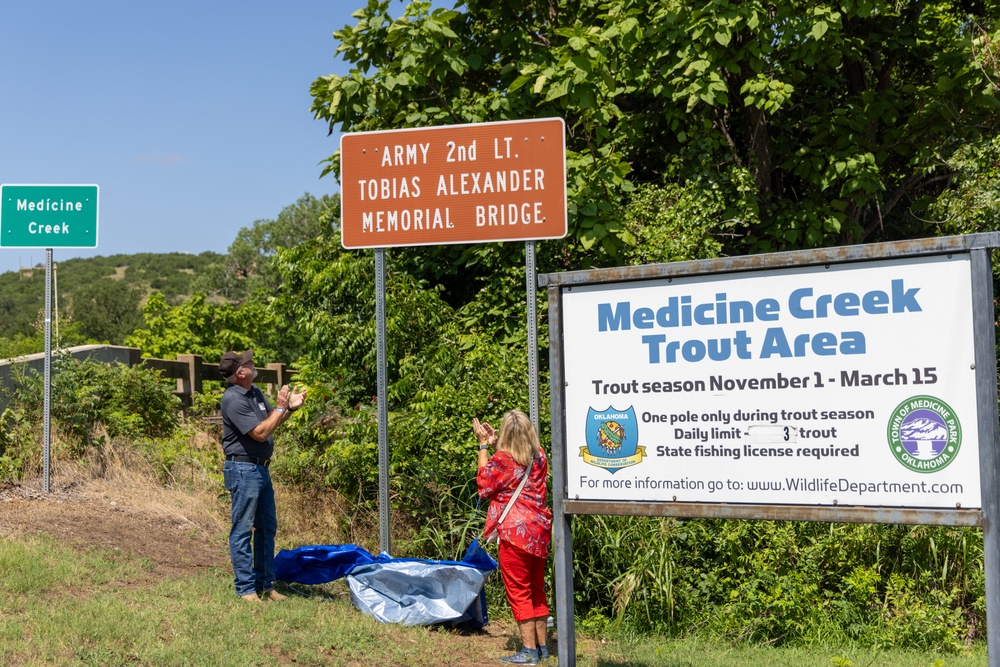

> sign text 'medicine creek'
[14,196,83,236]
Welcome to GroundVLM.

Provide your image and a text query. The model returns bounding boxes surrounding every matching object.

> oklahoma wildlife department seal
[886,395,961,473]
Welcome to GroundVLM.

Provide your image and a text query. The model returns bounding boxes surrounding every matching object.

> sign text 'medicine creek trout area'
[561,255,982,509]
[596,278,921,363]
[339,119,567,249]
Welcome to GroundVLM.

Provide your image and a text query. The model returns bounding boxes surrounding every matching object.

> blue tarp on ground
[274,543,378,585]
[275,540,497,628]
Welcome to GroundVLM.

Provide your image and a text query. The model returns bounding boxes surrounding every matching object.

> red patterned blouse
[477,449,552,558]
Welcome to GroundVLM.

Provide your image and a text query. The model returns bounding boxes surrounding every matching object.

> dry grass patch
[0,437,229,581]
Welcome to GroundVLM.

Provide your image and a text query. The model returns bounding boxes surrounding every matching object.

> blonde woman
[474,410,552,664]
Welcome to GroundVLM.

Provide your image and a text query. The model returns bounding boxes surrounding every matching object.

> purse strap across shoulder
[496,459,533,527]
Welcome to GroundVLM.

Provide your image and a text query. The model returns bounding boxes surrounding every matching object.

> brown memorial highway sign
[340,118,567,249]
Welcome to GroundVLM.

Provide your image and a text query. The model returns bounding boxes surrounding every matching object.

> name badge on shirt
[258,402,266,412]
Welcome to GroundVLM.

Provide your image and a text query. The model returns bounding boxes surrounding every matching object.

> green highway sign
[0,184,99,248]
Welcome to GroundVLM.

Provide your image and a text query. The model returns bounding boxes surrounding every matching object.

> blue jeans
[223,460,277,596]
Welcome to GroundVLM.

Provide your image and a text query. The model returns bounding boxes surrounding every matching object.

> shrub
[1,356,180,456]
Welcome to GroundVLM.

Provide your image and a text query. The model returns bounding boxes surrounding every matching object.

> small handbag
[485,459,533,545]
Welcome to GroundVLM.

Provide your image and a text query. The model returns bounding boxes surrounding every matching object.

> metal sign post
[376,248,391,555]
[43,249,52,493]
[548,278,575,664]
[526,240,539,432]
[971,247,1000,664]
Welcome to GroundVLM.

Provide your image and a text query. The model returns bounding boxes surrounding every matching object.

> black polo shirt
[221,383,274,459]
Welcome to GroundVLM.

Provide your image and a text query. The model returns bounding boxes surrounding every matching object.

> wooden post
[266,362,287,395]
[176,354,203,407]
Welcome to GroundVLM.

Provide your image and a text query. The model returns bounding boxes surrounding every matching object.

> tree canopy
[197,193,341,299]
[312,0,1000,265]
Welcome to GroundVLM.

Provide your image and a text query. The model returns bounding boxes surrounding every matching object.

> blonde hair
[496,410,540,467]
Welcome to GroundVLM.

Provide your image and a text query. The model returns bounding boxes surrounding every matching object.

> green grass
[0,534,989,666]
[593,637,987,666]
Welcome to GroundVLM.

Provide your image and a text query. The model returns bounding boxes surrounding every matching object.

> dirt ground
[0,476,552,666]
[0,477,228,579]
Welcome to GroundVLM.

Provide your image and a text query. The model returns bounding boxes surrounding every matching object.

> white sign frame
[560,254,980,509]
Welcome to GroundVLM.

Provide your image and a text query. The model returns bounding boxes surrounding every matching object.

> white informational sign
[562,255,981,509]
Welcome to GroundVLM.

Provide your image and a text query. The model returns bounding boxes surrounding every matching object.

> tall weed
[570,515,983,652]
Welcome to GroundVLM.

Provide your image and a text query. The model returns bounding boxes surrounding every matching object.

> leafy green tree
[122,194,342,366]
[273,230,453,406]
[1,356,180,459]
[622,163,759,265]
[0,333,45,359]
[312,0,1000,265]
[67,279,144,345]
[0,252,222,347]
[928,134,1000,235]
[195,193,340,299]
[124,293,279,363]
[270,231,552,550]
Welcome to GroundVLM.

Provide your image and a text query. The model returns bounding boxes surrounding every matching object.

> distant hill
[0,251,224,340]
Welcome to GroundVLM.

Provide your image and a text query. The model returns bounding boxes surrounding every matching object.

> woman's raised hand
[473,417,497,446]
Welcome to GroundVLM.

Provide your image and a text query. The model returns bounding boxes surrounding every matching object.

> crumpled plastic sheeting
[275,540,497,628]
[274,543,377,585]
[347,558,489,626]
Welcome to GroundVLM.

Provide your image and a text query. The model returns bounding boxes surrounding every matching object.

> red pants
[499,540,549,622]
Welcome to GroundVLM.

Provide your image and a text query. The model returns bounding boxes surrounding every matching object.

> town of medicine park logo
[583,406,645,473]
[887,395,961,473]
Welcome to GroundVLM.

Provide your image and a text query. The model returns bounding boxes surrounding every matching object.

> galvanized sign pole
[971,247,1000,666]
[526,240,539,432]
[376,248,391,555]
[43,248,52,493]
[547,279,574,665]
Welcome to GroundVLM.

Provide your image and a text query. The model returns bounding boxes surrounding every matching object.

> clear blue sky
[0,1,408,275]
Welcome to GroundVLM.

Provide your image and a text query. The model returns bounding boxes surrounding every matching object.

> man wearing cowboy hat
[219,348,306,602]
